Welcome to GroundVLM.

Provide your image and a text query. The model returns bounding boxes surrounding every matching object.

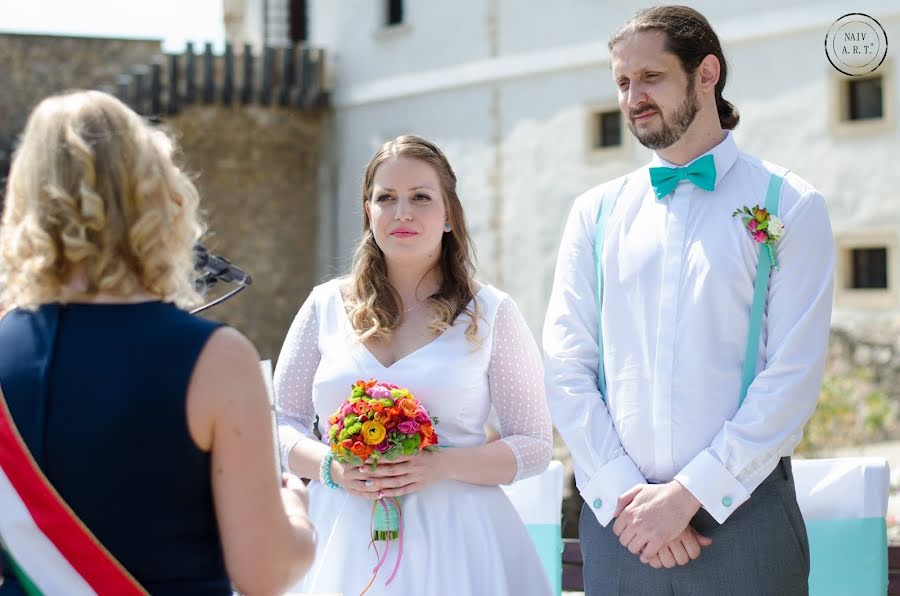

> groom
[544,6,834,595]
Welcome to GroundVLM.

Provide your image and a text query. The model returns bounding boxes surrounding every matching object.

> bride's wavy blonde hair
[346,135,480,343]
[0,90,204,309]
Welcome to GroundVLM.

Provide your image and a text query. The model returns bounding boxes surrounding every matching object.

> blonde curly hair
[0,90,204,309]
[346,135,481,344]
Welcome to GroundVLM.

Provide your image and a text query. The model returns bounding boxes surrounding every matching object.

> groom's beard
[627,77,700,150]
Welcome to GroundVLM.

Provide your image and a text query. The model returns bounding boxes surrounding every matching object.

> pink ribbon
[385,497,403,584]
[361,497,404,595]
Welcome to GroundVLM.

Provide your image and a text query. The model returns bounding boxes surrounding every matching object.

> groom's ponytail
[716,92,740,130]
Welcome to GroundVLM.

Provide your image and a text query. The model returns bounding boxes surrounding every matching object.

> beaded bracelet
[319,451,340,489]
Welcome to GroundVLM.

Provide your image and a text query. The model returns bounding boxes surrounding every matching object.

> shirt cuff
[674,450,751,524]
[579,455,645,527]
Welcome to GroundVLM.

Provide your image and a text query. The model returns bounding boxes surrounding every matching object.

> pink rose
[398,420,420,434]
[415,410,429,423]
[341,403,354,415]
[375,439,391,453]
[369,386,392,400]
[753,230,768,243]
[748,220,758,232]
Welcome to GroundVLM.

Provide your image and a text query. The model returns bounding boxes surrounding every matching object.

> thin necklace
[401,300,426,314]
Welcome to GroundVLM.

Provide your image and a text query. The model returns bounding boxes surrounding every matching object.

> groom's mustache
[630,104,661,120]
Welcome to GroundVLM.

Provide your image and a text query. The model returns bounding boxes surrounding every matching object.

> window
[584,104,628,161]
[836,233,897,309]
[289,0,308,44]
[386,0,403,27]
[847,76,883,120]
[829,59,894,135]
[594,111,622,148]
[850,247,888,289]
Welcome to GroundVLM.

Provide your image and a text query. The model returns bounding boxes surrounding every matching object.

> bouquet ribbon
[360,497,403,595]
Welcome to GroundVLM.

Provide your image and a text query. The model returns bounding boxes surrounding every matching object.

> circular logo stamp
[825,13,888,76]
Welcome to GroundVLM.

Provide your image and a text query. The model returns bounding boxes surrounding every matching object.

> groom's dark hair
[608,5,740,130]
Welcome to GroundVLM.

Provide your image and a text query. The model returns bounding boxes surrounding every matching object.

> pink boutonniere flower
[733,204,785,269]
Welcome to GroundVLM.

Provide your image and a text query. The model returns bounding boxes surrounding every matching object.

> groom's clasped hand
[613,482,712,569]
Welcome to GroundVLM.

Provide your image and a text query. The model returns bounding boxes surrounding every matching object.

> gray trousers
[580,458,810,595]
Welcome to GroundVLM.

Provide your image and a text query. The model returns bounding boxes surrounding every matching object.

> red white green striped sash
[0,388,147,595]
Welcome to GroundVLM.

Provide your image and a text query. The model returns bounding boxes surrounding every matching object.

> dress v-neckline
[334,281,487,370]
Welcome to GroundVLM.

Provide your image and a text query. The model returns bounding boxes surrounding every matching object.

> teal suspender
[593,171,787,407]
[738,171,787,405]
[593,178,627,401]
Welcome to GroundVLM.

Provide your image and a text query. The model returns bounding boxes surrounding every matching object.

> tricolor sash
[0,306,148,596]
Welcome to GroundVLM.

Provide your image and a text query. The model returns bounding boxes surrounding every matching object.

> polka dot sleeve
[489,296,553,483]
[273,290,322,468]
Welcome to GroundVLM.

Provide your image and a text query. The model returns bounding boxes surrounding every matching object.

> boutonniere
[732,205,784,269]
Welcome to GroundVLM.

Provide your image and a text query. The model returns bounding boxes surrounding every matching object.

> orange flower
[371,403,384,413]
[421,430,438,449]
[388,407,400,418]
[352,401,369,416]
[350,441,374,459]
[398,398,419,418]
[419,423,437,449]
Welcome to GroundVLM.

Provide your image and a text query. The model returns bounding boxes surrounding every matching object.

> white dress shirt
[543,132,835,526]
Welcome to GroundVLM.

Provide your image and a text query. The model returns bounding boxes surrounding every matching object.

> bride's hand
[329,459,379,498]
[354,451,444,499]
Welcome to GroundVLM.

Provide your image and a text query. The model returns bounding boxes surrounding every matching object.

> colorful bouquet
[326,379,439,593]
[327,379,439,469]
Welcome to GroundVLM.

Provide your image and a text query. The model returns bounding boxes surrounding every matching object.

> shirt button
[722,496,733,507]
[593,498,603,509]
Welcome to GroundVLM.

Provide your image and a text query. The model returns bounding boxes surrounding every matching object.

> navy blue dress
[0,301,231,595]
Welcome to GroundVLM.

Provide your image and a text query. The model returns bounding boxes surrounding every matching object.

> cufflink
[593,498,603,509]
[722,496,733,507]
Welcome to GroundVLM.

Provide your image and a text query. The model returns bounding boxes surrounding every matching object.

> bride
[274,135,554,595]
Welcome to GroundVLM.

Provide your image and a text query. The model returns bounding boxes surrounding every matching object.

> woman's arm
[273,287,374,495]
[272,289,326,481]
[188,327,315,595]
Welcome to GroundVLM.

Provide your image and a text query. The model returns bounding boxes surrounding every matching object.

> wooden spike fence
[104,42,328,119]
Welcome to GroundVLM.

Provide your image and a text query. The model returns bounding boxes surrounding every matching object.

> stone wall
[0,33,162,172]
[167,105,325,361]
[829,319,900,400]
[0,32,327,362]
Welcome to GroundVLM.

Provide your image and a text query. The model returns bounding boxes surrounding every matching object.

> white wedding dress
[275,279,554,595]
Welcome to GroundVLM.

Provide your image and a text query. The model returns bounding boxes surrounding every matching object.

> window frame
[835,230,898,310]
[828,58,895,136]
[374,0,410,40]
[584,103,629,161]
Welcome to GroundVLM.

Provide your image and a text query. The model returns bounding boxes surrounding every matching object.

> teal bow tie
[649,154,717,199]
